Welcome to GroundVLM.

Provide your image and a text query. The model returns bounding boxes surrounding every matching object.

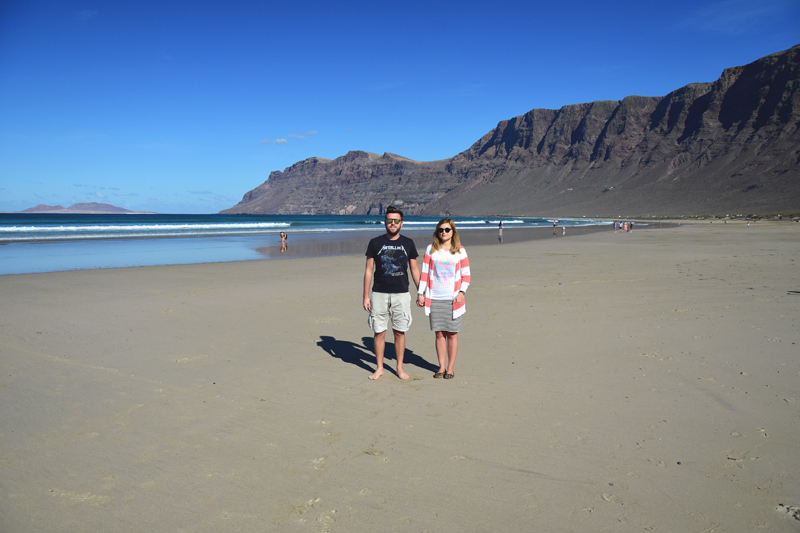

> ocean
[0,213,610,275]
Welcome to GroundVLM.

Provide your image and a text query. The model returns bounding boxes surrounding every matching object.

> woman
[416,218,471,379]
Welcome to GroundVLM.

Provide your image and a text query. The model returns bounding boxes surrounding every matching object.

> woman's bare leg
[446,332,458,373]
[435,331,447,373]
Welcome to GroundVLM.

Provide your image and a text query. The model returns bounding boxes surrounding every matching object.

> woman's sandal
[444,373,454,379]
[434,371,445,378]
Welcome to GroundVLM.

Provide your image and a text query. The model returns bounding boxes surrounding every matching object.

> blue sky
[1,0,798,213]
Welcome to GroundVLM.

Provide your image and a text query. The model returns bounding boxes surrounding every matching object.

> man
[363,206,420,380]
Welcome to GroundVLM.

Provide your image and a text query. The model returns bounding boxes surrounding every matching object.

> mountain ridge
[17,203,155,214]
[223,45,800,217]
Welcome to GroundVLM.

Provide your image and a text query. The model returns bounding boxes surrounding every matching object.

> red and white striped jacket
[418,244,471,318]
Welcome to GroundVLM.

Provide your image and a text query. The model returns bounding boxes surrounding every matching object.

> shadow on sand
[317,336,438,377]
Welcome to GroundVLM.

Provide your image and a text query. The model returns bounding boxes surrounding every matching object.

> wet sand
[256,223,616,259]
[1,222,798,532]
[0,223,616,275]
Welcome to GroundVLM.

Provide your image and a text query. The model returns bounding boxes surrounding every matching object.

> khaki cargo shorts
[368,292,412,333]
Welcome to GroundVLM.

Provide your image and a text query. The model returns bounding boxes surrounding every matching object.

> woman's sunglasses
[437,227,452,234]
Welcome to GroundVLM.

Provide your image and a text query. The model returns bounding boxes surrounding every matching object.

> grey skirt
[429,299,463,333]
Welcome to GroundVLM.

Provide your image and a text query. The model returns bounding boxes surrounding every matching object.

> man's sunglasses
[437,227,452,234]
[385,218,402,224]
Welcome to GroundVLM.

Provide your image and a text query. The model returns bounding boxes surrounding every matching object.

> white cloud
[262,131,316,144]
[289,130,319,139]
[95,192,107,199]
[74,10,98,24]
[681,0,793,34]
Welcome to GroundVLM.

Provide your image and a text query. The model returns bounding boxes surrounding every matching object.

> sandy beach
[1,222,798,532]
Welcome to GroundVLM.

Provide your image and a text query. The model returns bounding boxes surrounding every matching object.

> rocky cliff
[223,45,800,216]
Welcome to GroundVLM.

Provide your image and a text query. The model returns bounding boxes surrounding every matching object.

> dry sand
[1,223,798,532]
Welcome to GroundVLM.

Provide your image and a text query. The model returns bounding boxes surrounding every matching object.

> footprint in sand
[291,497,321,519]
[601,493,623,504]
[316,509,336,526]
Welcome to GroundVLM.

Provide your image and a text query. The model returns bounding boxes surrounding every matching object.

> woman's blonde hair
[432,218,460,254]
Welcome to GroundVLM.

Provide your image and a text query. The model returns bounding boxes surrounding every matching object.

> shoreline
[0,223,639,276]
[255,224,623,260]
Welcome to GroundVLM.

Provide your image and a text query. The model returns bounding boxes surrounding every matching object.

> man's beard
[386,224,401,236]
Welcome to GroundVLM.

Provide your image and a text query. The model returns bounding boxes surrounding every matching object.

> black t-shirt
[365,234,418,294]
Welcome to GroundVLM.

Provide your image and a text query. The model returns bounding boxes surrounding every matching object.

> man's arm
[409,258,420,290]
[363,257,374,312]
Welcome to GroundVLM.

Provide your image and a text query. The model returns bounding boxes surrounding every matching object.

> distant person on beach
[363,206,420,380]
[553,220,558,237]
[498,221,503,243]
[629,221,633,232]
[623,221,628,232]
[279,232,287,253]
[417,218,471,380]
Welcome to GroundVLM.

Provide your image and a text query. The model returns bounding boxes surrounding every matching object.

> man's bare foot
[368,369,384,380]
[397,370,410,380]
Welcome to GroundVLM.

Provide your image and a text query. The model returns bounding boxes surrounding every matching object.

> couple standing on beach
[363,206,471,381]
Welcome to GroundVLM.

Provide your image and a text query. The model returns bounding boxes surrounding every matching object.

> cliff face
[228,152,452,215]
[223,45,800,216]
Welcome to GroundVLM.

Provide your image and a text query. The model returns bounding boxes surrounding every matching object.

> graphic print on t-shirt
[430,251,458,300]
[432,255,457,282]
[379,244,408,277]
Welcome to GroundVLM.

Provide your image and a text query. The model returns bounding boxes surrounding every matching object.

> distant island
[17,203,156,214]
[223,44,800,217]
